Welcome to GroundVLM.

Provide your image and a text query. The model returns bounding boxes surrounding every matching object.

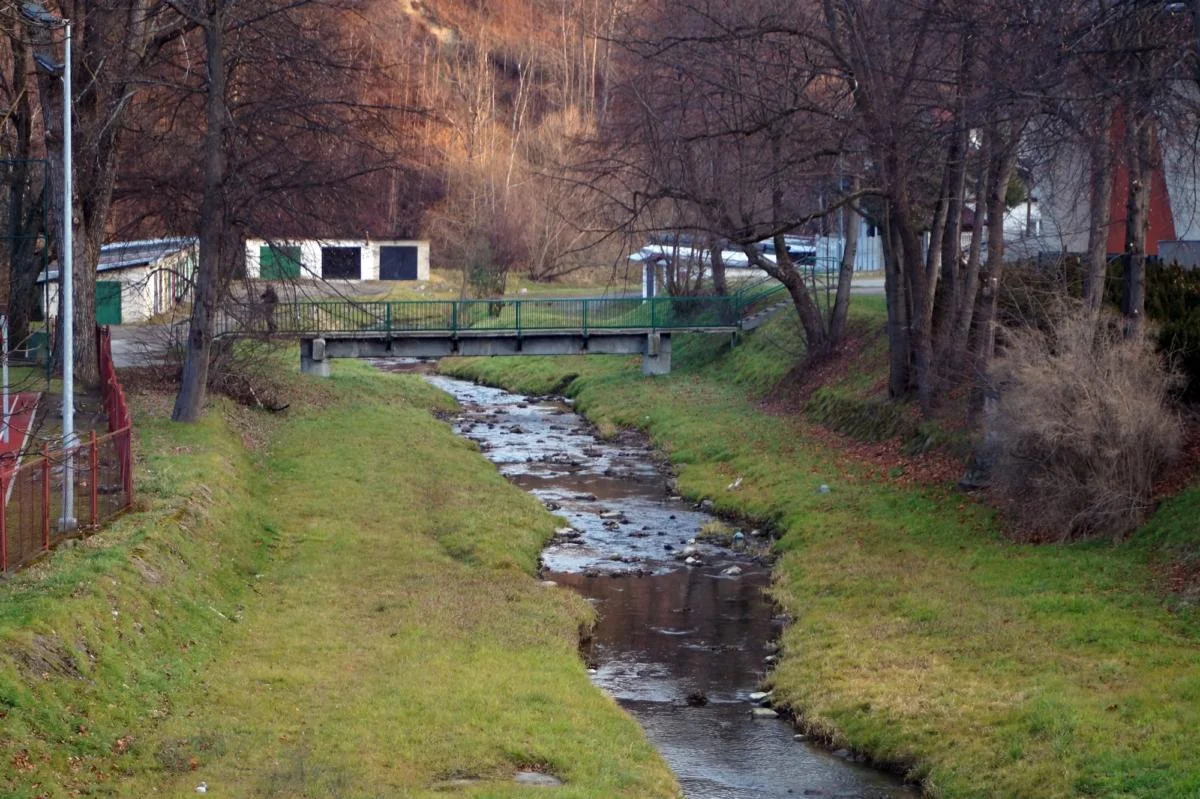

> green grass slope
[1,362,677,798]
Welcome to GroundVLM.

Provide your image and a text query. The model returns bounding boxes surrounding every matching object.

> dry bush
[987,310,1183,541]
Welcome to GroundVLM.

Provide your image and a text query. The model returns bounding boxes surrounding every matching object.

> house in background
[39,237,197,325]
[1028,114,1200,266]
[245,238,430,282]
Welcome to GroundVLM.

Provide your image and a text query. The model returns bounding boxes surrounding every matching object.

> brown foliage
[987,311,1183,541]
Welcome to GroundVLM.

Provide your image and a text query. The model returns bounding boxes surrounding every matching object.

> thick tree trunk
[897,210,933,414]
[747,244,829,358]
[1083,108,1115,315]
[173,15,227,423]
[708,236,728,295]
[1122,115,1151,339]
[883,208,910,397]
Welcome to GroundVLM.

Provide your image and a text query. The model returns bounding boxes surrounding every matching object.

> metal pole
[60,22,75,530]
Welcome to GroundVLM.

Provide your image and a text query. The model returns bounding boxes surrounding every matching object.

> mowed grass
[1,361,677,798]
[440,304,1200,799]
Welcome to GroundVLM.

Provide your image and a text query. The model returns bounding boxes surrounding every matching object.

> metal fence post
[451,302,458,334]
[122,429,133,509]
[515,301,522,335]
[582,299,588,336]
[0,473,7,572]
[650,298,657,330]
[89,431,98,527]
[41,446,50,551]
[385,303,392,336]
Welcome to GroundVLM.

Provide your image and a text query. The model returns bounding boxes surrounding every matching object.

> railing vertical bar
[41,446,50,551]
[582,299,588,336]
[515,301,522,336]
[89,430,98,527]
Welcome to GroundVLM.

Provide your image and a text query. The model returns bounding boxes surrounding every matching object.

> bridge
[217,285,789,376]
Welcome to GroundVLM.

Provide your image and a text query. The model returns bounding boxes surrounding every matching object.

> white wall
[41,248,198,325]
[244,239,430,281]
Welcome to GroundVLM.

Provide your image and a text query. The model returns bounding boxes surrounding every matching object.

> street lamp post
[22,2,74,530]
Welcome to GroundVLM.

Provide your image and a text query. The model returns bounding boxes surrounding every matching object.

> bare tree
[138,0,413,421]
[27,0,190,387]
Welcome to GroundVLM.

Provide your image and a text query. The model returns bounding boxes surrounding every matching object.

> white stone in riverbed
[748,691,771,702]
[750,708,779,719]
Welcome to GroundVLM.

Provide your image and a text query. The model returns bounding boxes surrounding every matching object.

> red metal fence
[0,326,134,573]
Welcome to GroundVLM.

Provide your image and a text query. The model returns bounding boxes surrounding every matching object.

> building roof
[39,237,196,282]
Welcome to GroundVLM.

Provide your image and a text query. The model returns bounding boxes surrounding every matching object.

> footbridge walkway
[217,285,789,376]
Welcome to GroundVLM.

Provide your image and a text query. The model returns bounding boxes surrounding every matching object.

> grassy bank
[1,362,676,797]
[440,307,1200,799]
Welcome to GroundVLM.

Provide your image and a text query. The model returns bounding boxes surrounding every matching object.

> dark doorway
[321,246,362,280]
[379,245,419,280]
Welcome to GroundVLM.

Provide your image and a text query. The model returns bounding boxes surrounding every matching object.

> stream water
[416,370,915,798]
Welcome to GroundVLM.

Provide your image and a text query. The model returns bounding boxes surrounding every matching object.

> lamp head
[20,2,66,27]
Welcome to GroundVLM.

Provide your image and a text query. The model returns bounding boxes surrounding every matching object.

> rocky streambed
[420,371,916,798]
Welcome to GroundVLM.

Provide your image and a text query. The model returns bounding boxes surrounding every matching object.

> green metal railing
[215,287,790,339]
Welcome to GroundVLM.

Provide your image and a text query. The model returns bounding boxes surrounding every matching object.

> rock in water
[685,690,709,707]
[750,707,779,719]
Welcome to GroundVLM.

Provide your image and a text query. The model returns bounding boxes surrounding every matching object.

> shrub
[987,311,1183,541]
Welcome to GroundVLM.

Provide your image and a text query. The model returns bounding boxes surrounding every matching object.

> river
[420,372,916,798]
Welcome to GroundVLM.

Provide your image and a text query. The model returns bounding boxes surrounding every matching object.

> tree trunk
[1122,114,1151,339]
[933,118,970,349]
[3,56,41,346]
[708,236,728,295]
[747,244,829,358]
[883,207,910,397]
[967,143,1019,422]
[947,148,990,370]
[173,14,227,423]
[1083,107,1115,315]
[828,187,860,345]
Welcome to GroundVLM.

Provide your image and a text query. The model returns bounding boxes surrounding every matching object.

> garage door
[260,245,302,280]
[379,245,419,280]
[96,281,122,325]
[321,246,362,280]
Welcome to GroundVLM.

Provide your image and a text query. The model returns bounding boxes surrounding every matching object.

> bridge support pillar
[642,333,672,376]
[300,338,331,378]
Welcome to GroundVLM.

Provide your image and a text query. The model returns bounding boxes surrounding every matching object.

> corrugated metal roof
[39,237,196,282]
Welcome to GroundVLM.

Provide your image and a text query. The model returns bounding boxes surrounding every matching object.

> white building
[39,238,197,325]
[629,222,885,298]
[244,238,430,282]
